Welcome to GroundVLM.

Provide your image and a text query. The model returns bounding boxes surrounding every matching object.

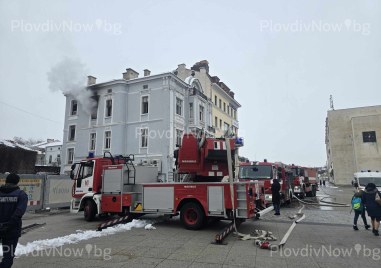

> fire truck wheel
[180,202,205,230]
[84,200,97,222]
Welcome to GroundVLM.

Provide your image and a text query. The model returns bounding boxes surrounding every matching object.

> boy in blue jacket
[0,173,28,268]
[352,189,370,231]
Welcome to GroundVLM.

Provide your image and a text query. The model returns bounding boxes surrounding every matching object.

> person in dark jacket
[0,173,28,268]
[362,183,381,236]
[271,178,281,215]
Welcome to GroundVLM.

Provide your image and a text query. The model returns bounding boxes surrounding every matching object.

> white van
[353,171,381,191]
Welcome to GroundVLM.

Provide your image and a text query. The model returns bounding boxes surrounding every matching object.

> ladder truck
[70,133,265,230]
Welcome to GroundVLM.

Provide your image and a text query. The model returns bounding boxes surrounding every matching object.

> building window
[89,133,96,151]
[215,116,218,127]
[227,105,230,115]
[49,155,52,164]
[223,102,226,112]
[363,131,377,143]
[91,95,99,120]
[70,100,78,116]
[176,98,183,116]
[142,96,149,114]
[224,122,230,131]
[233,109,237,119]
[57,154,61,165]
[105,99,112,117]
[219,99,221,109]
[67,148,74,164]
[199,105,204,122]
[141,128,148,148]
[176,129,183,146]
[219,119,222,129]
[189,103,193,119]
[104,131,111,150]
[68,125,76,141]
[143,85,148,89]
[214,96,217,106]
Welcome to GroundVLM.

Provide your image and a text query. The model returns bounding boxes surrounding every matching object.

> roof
[44,141,63,148]
[0,140,38,152]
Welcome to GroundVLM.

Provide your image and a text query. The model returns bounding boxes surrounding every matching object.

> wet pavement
[4,183,380,268]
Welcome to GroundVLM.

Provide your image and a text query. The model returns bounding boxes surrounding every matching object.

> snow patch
[144,224,156,230]
[0,219,155,257]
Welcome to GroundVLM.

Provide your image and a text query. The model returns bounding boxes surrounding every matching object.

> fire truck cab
[239,160,293,205]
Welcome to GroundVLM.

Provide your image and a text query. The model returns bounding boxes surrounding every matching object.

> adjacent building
[61,68,214,181]
[175,60,241,137]
[0,140,37,173]
[325,105,381,185]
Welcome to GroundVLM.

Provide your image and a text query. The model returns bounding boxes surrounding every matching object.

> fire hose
[293,194,350,207]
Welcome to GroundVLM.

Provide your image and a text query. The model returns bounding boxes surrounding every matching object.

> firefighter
[271,178,281,215]
[0,173,28,268]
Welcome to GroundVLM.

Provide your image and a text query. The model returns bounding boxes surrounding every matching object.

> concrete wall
[326,105,381,185]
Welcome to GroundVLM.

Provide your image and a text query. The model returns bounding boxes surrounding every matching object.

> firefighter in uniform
[0,173,28,268]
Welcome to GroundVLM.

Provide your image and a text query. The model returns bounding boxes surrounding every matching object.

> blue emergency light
[235,137,244,147]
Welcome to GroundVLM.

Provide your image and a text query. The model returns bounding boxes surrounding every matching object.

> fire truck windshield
[239,165,272,180]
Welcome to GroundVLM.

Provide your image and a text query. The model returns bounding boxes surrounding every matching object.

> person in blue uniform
[0,173,28,268]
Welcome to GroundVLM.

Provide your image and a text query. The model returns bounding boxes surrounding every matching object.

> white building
[60,68,214,181]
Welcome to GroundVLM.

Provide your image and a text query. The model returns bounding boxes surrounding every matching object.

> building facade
[325,105,381,185]
[175,60,241,137]
[60,69,213,181]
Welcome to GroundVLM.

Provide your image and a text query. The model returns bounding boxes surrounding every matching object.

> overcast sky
[1,0,380,166]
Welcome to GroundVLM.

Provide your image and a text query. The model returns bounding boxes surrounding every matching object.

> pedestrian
[362,183,381,236]
[0,173,28,267]
[323,178,326,186]
[271,178,281,216]
[351,189,370,230]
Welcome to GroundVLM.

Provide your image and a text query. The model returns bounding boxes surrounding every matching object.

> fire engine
[289,165,318,198]
[238,160,293,205]
[70,133,267,230]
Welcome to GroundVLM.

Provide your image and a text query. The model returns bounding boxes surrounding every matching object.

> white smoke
[47,58,96,115]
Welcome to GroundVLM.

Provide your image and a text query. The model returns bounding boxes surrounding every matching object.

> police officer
[0,173,28,268]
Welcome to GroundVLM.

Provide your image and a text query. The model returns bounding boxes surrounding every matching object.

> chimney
[143,69,151,77]
[123,68,139,80]
[178,63,186,70]
[87,75,97,86]
[229,91,235,99]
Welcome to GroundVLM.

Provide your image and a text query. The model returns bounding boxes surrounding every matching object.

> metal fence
[0,173,72,211]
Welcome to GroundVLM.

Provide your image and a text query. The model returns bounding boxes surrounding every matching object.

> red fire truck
[289,165,318,198]
[70,134,265,230]
[239,160,293,205]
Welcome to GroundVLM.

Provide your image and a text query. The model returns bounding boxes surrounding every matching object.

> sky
[0,0,380,167]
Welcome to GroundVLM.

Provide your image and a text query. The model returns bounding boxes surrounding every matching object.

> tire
[84,200,97,222]
[180,202,205,230]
